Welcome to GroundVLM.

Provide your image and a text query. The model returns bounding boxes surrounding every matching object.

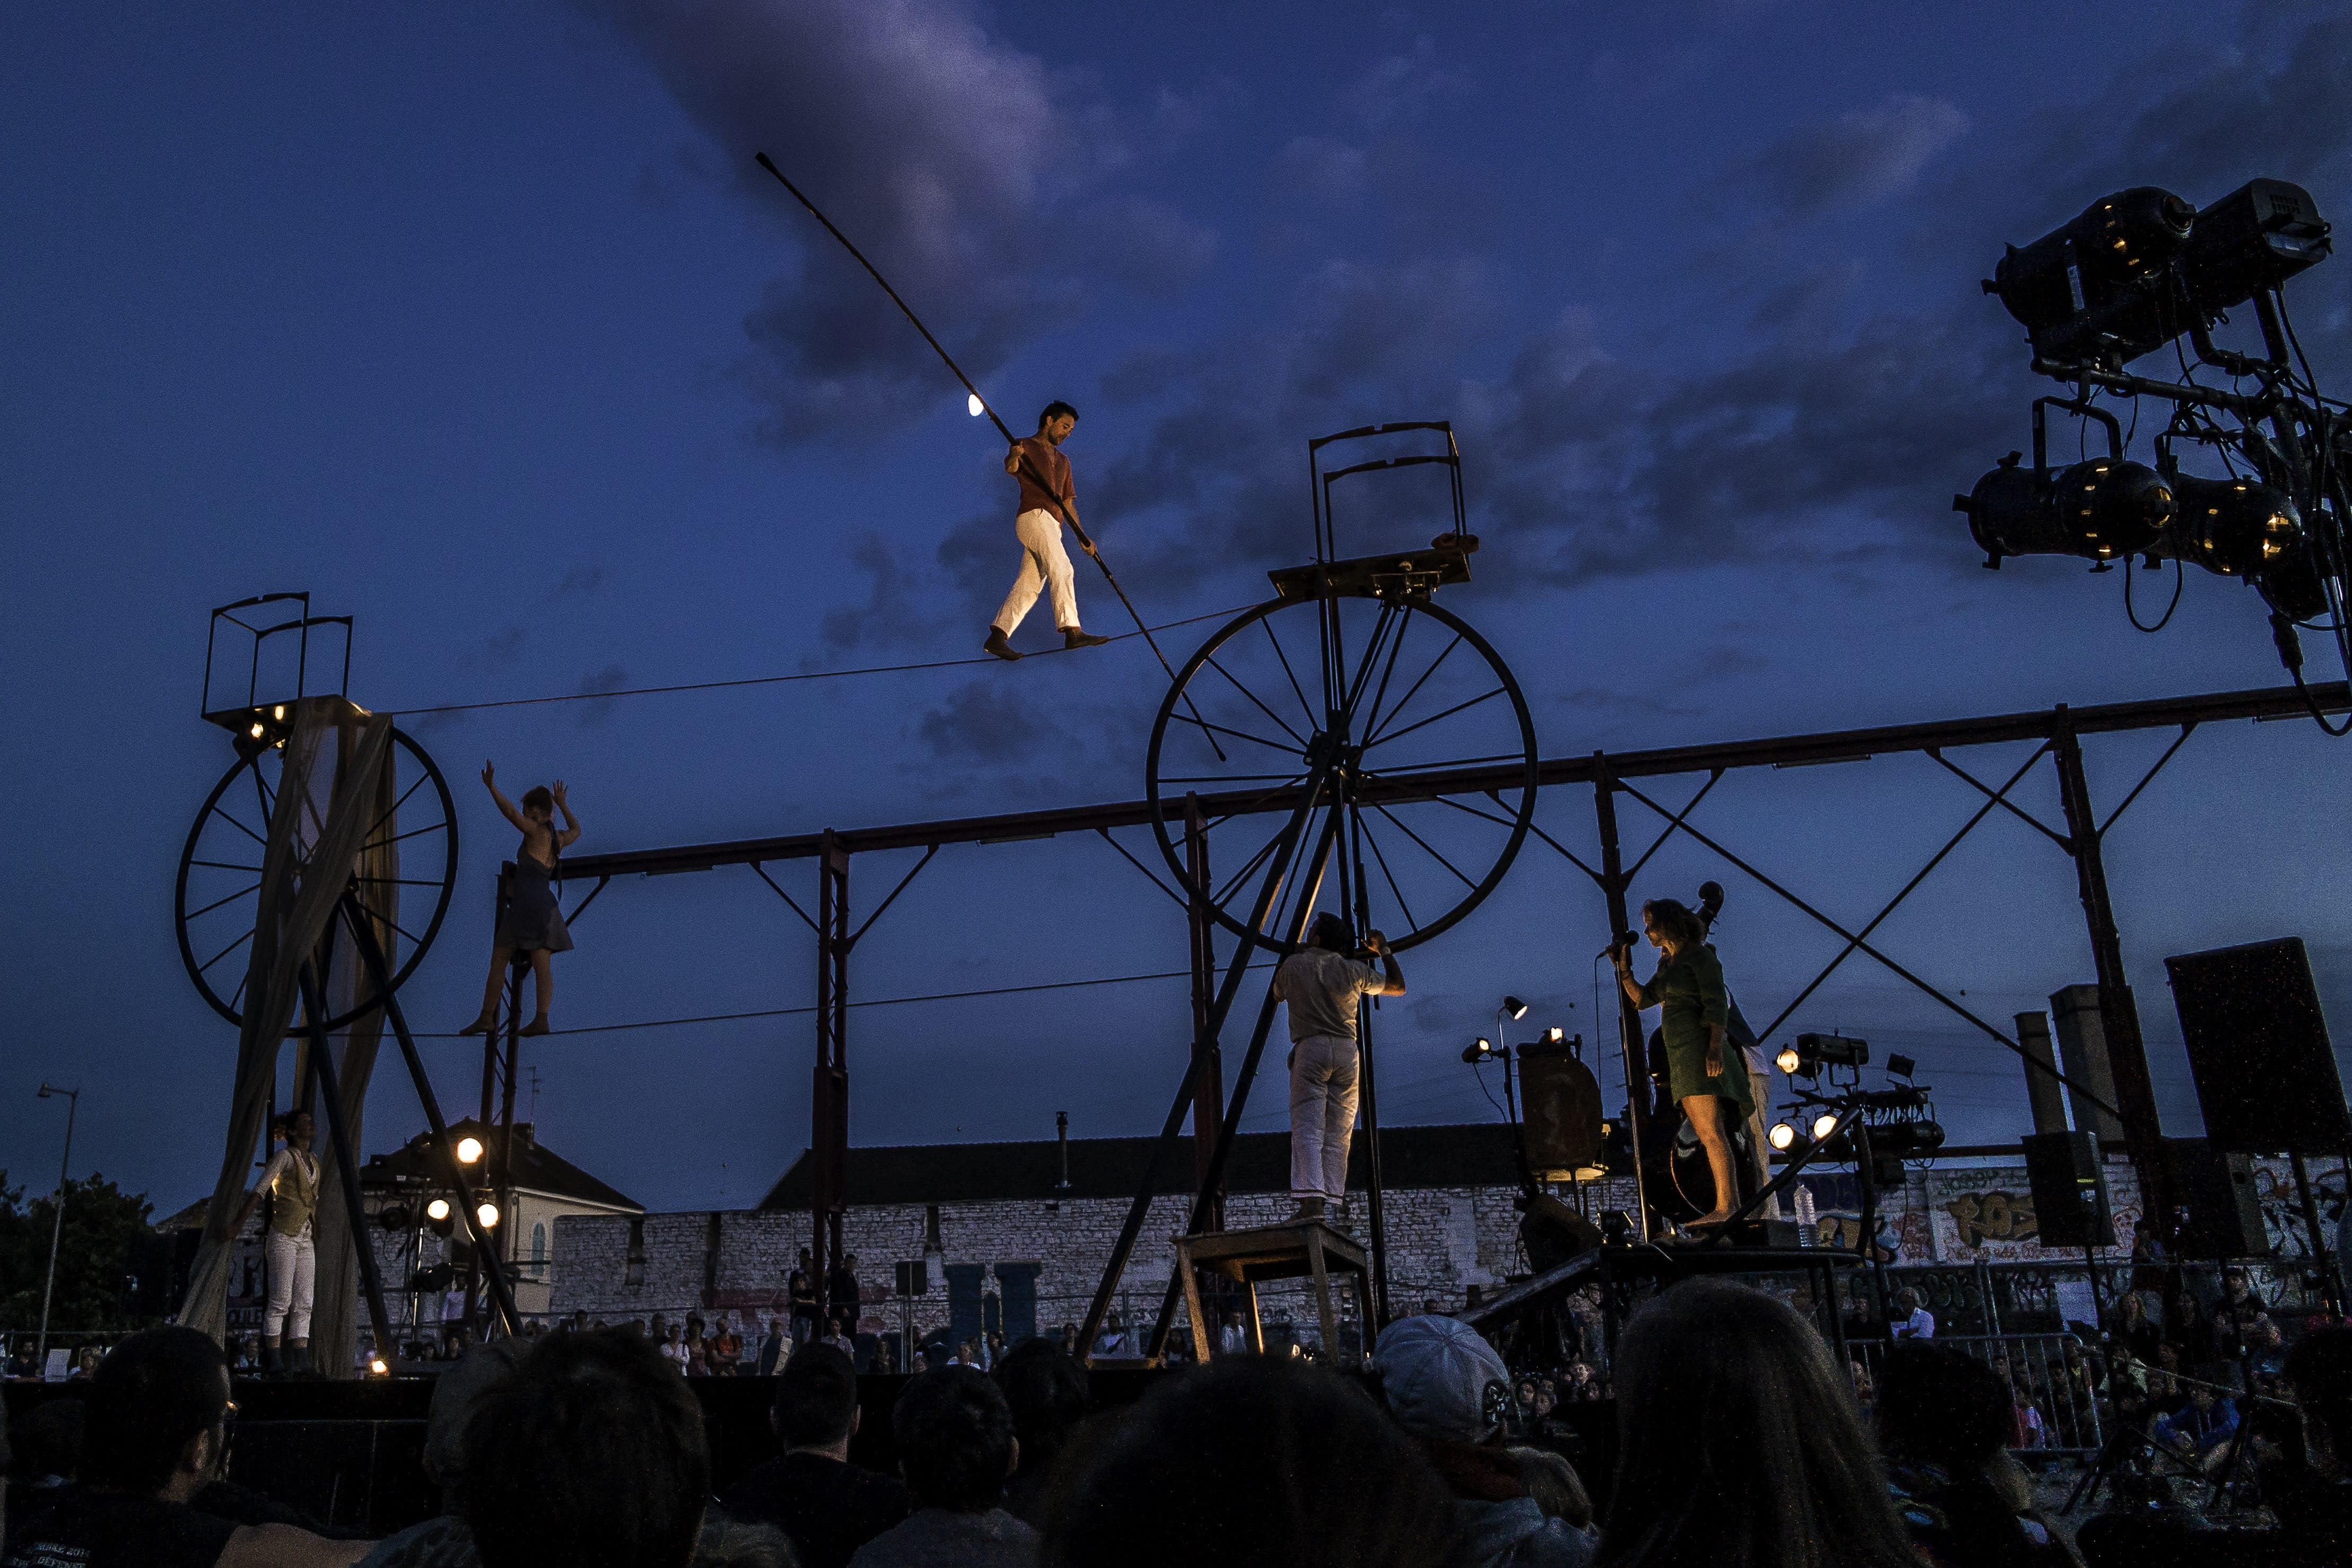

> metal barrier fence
[1852,1332,2104,1456]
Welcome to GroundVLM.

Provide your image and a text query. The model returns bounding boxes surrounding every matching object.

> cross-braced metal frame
[531,678,2346,1359]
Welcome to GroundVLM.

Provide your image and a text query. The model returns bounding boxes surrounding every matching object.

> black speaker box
[2166,937,2352,1155]
[2163,1137,2272,1259]
[1519,1039,1604,1173]
[2021,1131,2115,1249]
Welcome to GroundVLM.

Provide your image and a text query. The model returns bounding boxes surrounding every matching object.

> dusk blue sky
[7,2,2351,1216]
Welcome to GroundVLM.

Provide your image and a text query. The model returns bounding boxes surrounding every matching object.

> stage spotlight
[273,705,286,721]
[378,1203,412,1233]
[369,1357,389,1376]
[1768,1120,1799,1152]
[1811,1112,1842,1142]
[1462,1037,1496,1064]
[1501,996,1529,1020]
[1961,454,2174,566]
[1544,1026,1564,1045]
[425,1196,454,1238]
[1886,1054,1917,1081]
[2167,475,2300,578]
[249,722,266,740]
[476,1201,501,1230]
[1775,1045,1802,1075]
[457,1136,484,1165]
[1875,1121,1947,1157]
[1988,187,2197,365]
[2182,178,2333,316]
[1792,1033,1870,1072]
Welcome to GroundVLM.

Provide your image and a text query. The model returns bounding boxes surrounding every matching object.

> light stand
[34,1083,80,1368]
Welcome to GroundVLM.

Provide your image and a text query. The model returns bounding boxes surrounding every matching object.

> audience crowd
[12,1265,2352,1568]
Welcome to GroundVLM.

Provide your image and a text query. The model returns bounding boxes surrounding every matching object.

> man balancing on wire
[982,400,1113,661]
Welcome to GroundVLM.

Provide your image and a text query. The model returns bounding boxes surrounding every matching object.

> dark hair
[1309,912,1353,951]
[465,1327,710,1568]
[1038,400,1079,427]
[995,1338,1091,1520]
[1875,1342,2012,1472]
[520,785,554,816]
[1042,1357,1451,1568]
[2288,1328,2352,1460]
[894,1366,1016,1512]
[1507,1446,1593,1530]
[773,1343,858,1449]
[82,1327,230,1496]
[1639,899,1706,949]
[1599,1280,1915,1568]
[15,1396,83,1482]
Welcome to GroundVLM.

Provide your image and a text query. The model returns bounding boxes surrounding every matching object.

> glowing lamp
[967,393,985,417]
[1775,1046,1802,1075]
[1811,1113,1842,1142]
[424,1197,451,1222]
[1768,1121,1798,1152]
[457,1136,484,1164]
[477,1201,501,1230]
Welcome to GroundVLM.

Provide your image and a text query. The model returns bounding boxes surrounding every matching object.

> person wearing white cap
[1372,1315,1596,1568]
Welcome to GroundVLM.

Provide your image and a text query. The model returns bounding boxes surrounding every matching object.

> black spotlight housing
[1791,1032,1870,1072]
[1960,453,2174,566]
[2182,178,2333,315]
[377,1203,412,1234]
[1989,187,2197,365]
[1875,1120,1947,1157]
[2164,474,2301,578]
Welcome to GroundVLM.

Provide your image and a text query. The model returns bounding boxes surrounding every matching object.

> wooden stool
[1177,1221,1374,1363]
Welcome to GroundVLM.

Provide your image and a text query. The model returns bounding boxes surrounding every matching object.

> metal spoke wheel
[175,726,458,1029]
[1145,593,1538,954]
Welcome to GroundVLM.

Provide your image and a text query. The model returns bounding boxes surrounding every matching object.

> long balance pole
[749,152,1221,758]
[36,1086,79,1366]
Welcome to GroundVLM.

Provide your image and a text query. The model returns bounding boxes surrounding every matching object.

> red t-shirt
[1012,435,1074,518]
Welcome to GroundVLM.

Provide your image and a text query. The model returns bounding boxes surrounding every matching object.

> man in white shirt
[1269,913,1406,1222]
[1891,1287,1936,1339]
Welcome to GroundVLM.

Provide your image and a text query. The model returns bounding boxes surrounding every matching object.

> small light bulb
[1812,1113,1842,1141]
[273,705,286,720]
[250,723,266,739]
[967,393,985,417]
[477,1201,501,1229]
[425,1197,451,1222]
[457,1136,484,1164]
[1776,1046,1801,1075]
[1769,1122,1797,1151]
[370,1357,389,1376]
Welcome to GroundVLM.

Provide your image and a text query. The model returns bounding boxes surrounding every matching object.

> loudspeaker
[894,1259,929,1298]
[2166,937,2352,1154]
[2164,1137,2272,1259]
[1519,1038,1604,1174]
[2021,1131,2115,1248]
[1516,1190,1605,1273]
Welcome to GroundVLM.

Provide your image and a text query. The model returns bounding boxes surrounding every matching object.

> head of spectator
[893,1366,1018,1513]
[994,1337,1090,1523]
[1507,1446,1594,1530]
[422,1339,524,1511]
[14,1397,84,1487]
[464,1326,710,1568]
[772,1342,859,1456]
[2288,1328,2352,1477]
[1602,1279,1916,1568]
[82,1327,234,1502]
[1042,1355,1451,1568]
[1876,1341,2012,1477]
[2223,1266,2254,1305]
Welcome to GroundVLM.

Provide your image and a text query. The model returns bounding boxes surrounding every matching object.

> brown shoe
[983,628,1021,661]
[1063,628,1111,650]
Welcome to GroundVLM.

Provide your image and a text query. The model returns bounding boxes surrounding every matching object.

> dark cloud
[814,533,922,659]
[575,663,629,729]
[485,625,526,664]
[578,0,1216,446]
[1730,93,1970,218]
[550,565,606,599]
[912,678,1061,764]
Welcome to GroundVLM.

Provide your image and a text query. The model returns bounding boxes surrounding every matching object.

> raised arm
[480,761,528,830]
[552,779,582,847]
[1363,930,1406,996]
[1610,942,1648,1008]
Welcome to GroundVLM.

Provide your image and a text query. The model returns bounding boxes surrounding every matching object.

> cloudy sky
[7,1,2352,1215]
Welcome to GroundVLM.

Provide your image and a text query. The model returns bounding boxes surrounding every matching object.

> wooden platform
[1177,1219,1375,1363]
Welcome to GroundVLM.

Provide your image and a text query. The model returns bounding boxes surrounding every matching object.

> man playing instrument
[982,401,1112,660]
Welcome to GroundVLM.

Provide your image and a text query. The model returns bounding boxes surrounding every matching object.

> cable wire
[386,603,1253,719]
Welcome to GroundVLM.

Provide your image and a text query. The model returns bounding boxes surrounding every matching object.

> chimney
[2015,1012,2070,1134]
[2050,984,2124,1144]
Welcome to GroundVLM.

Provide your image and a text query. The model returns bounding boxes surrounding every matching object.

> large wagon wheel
[174,726,458,1029]
[1144,593,1538,955]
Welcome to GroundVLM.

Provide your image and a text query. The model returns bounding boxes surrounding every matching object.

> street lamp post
[36,1083,82,1368]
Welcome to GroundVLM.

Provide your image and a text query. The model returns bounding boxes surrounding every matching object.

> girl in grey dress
[459,762,581,1038]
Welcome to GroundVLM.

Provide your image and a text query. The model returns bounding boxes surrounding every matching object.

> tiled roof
[361,1119,643,1212]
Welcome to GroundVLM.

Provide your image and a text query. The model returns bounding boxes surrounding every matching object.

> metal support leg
[295,961,396,1375]
[2050,709,2173,1228]
[812,833,850,1333]
[338,897,520,1335]
[1186,797,1225,1233]
[1593,757,1654,1239]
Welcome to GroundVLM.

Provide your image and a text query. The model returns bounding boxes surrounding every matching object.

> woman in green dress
[1611,897,1754,1230]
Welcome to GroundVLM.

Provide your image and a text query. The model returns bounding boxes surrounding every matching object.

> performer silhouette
[460,763,579,1038]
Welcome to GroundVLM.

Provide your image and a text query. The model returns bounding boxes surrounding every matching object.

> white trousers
[991,508,1080,635]
[265,1227,316,1340]
[1289,1035,1360,1199]
[1744,1066,1781,1220]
